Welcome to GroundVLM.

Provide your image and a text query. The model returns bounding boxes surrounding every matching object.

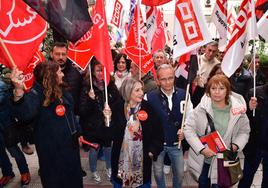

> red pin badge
[55,104,66,116]
[138,110,148,121]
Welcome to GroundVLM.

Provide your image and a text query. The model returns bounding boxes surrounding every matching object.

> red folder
[200,131,227,153]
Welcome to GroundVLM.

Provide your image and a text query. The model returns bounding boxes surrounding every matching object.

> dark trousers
[0,132,29,176]
[199,162,219,188]
[238,149,268,188]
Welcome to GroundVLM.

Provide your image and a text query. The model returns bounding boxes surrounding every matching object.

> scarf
[93,79,104,91]
[118,103,143,187]
[115,70,129,79]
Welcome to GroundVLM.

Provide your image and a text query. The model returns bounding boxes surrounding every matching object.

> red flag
[0,0,47,71]
[68,32,94,71]
[151,8,166,53]
[142,0,172,6]
[90,0,113,83]
[24,50,45,91]
[125,5,154,74]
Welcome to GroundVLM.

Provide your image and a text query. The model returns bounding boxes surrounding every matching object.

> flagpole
[104,66,110,127]
[0,37,17,68]
[178,83,190,149]
[88,63,94,94]
[253,39,256,116]
[137,0,141,80]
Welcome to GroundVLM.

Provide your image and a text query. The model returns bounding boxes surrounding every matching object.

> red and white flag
[0,0,47,71]
[173,0,212,59]
[151,8,166,53]
[257,10,268,41]
[175,53,191,79]
[68,31,94,71]
[24,50,45,91]
[125,4,154,74]
[211,0,228,45]
[90,0,113,83]
[108,0,127,43]
[221,0,258,77]
[110,0,124,29]
[146,6,157,52]
[227,5,237,40]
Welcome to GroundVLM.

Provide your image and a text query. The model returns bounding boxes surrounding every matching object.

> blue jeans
[0,133,29,176]
[111,178,151,188]
[89,145,111,172]
[198,163,219,188]
[153,146,183,188]
[238,149,268,188]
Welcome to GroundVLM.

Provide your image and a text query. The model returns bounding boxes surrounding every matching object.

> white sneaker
[163,165,171,174]
[92,172,101,183]
[106,168,111,180]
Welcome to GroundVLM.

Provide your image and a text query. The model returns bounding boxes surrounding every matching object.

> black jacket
[244,84,268,163]
[62,59,83,115]
[79,80,120,146]
[230,68,253,100]
[12,82,83,188]
[100,99,164,185]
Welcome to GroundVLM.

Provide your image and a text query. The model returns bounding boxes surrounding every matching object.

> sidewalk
[2,147,263,188]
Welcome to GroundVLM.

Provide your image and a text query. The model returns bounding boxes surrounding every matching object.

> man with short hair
[153,49,168,69]
[248,54,266,87]
[50,42,83,115]
[145,64,193,188]
[197,41,220,85]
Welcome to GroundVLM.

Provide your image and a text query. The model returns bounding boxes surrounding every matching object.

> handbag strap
[206,112,216,132]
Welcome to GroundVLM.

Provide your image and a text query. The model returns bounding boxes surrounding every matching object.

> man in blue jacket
[145,64,193,188]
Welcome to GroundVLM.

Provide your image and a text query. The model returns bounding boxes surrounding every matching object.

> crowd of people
[0,40,267,188]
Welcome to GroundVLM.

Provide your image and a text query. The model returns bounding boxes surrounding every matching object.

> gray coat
[184,92,250,184]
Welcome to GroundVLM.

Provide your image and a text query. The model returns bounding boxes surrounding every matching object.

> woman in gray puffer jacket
[184,75,250,187]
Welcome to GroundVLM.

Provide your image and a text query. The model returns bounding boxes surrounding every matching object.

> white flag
[221,0,257,77]
[257,10,268,41]
[173,0,212,59]
[211,0,228,42]
[247,0,258,40]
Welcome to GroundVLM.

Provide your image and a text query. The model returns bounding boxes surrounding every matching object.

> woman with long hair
[102,77,164,187]
[79,58,120,183]
[10,62,83,188]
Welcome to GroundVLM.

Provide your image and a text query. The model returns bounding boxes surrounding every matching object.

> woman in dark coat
[79,58,120,182]
[10,62,83,188]
[102,77,164,187]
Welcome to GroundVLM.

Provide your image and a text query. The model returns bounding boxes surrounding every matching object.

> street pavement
[1,147,263,188]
